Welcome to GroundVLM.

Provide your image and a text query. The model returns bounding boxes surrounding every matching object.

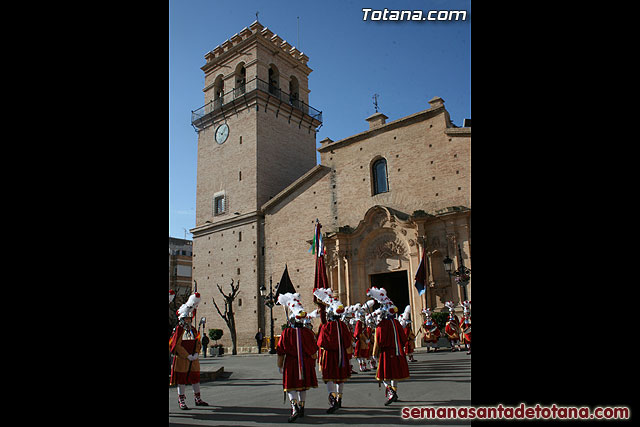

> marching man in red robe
[276,293,318,423]
[365,312,378,370]
[421,308,441,352]
[400,305,416,362]
[169,292,209,410]
[353,303,371,372]
[460,300,471,355]
[444,301,462,351]
[367,287,410,406]
[314,287,352,414]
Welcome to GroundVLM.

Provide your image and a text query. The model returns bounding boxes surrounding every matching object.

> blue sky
[169,0,471,240]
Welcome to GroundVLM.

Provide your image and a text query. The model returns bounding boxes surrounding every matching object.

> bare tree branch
[211,279,241,355]
[212,297,228,323]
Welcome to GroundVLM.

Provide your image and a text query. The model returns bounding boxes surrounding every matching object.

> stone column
[344,254,351,305]
[337,255,344,303]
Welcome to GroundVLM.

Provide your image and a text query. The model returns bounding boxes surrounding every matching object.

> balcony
[191,77,323,131]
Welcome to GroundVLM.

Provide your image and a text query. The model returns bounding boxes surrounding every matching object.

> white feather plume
[366,286,387,304]
[402,305,411,320]
[277,292,295,307]
[186,292,201,309]
[177,302,193,319]
[279,293,307,319]
[445,301,455,312]
[313,287,334,305]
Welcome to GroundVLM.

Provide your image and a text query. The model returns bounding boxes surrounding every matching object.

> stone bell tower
[189,21,323,352]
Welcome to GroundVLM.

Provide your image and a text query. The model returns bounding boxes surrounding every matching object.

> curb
[168,366,225,388]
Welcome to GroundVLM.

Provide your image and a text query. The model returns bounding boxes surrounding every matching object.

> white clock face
[215,123,229,144]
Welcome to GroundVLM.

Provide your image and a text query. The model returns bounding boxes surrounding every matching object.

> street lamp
[443,244,471,301]
[259,276,277,354]
[443,255,454,274]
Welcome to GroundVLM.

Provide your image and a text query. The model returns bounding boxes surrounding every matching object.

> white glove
[187,354,199,361]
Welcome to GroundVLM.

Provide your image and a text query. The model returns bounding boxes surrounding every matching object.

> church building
[189,21,471,353]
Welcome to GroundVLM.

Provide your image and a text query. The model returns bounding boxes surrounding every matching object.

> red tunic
[460,316,471,343]
[375,318,410,382]
[365,326,373,358]
[422,321,441,343]
[317,319,352,383]
[169,324,201,385]
[277,326,319,392]
[353,320,370,358]
[403,325,416,354]
[445,315,461,341]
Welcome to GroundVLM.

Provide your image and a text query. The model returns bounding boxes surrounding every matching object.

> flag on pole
[314,251,329,291]
[414,246,427,296]
[312,221,329,290]
[312,220,329,323]
[274,264,296,303]
[308,219,325,257]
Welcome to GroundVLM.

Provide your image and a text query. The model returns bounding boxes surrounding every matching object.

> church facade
[189,21,470,353]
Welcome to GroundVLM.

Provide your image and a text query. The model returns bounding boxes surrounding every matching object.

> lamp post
[259,276,277,354]
[443,244,471,301]
[199,316,206,336]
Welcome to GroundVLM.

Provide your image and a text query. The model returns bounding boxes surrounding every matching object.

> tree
[212,278,240,355]
[208,328,224,345]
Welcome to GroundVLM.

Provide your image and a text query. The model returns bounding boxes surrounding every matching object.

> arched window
[235,63,246,97]
[372,158,389,195]
[289,76,300,108]
[213,74,224,109]
[268,64,280,96]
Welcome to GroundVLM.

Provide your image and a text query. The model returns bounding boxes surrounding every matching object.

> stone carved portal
[331,206,419,307]
[366,232,408,272]
[323,205,469,347]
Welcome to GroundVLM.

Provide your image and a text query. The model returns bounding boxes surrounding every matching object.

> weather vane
[373,93,380,113]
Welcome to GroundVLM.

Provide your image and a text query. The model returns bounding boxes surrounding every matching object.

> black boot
[327,393,339,413]
[178,394,189,410]
[194,392,209,406]
[288,401,300,423]
[299,405,305,418]
[384,387,398,406]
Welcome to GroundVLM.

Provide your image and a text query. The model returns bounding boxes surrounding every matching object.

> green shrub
[208,328,223,342]
[430,312,449,331]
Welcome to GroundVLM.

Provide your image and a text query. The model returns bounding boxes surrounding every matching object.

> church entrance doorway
[370,270,410,312]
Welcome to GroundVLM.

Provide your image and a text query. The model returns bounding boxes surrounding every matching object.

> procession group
[169,287,471,423]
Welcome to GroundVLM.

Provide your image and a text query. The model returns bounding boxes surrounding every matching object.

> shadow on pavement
[169,402,471,425]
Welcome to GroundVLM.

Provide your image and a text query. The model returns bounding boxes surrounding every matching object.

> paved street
[169,347,470,426]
